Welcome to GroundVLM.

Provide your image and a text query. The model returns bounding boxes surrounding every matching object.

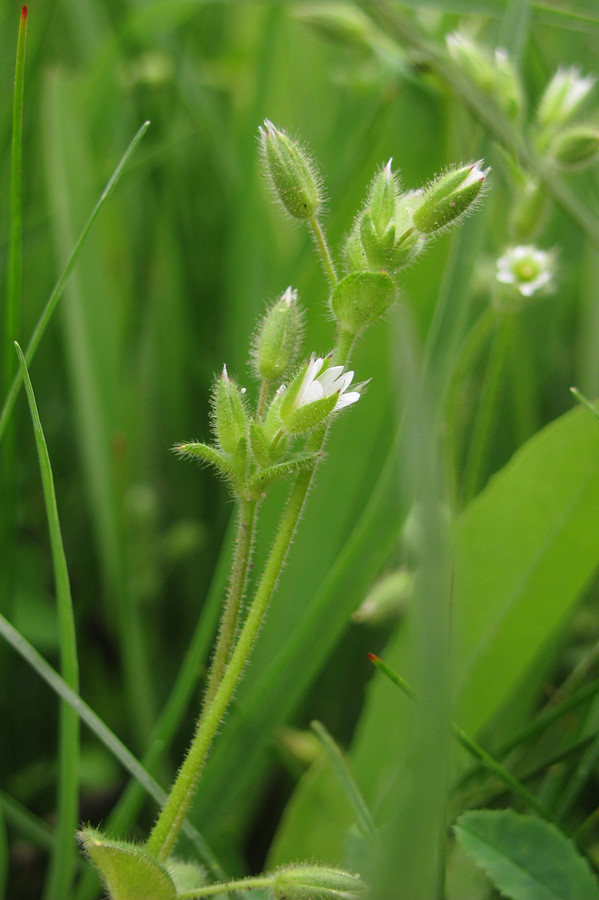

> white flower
[538,66,596,126]
[293,355,361,412]
[496,245,555,297]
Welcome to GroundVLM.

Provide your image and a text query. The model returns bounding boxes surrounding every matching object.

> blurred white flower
[537,66,596,126]
[496,245,555,297]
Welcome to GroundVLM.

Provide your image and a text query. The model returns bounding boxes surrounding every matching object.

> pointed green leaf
[455,810,599,900]
[79,828,176,900]
[247,452,321,496]
[174,442,236,484]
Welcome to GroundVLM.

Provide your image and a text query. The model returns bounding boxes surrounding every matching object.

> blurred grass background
[2,1,599,898]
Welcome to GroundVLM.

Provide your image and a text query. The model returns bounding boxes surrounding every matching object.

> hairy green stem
[309,216,338,288]
[147,336,353,860]
[203,498,258,708]
[178,875,273,898]
[256,379,270,418]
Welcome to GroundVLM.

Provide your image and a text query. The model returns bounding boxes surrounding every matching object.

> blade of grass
[0,611,226,880]
[0,120,150,444]
[3,5,27,396]
[0,790,54,853]
[0,804,6,900]
[571,387,599,425]
[14,343,80,900]
[310,720,379,856]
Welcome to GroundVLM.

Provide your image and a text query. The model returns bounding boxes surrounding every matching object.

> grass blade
[310,720,379,855]
[14,342,80,900]
[0,120,150,444]
[0,611,225,880]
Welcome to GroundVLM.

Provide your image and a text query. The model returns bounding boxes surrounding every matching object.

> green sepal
[330,271,397,336]
[247,451,322,497]
[231,434,249,480]
[174,442,237,483]
[412,163,486,235]
[253,287,302,382]
[214,367,248,453]
[367,163,398,234]
[271,864,367,899]
[78,828,176,900]
[550,125,599,170]
[250,419,272,467]
[280,384,338,434]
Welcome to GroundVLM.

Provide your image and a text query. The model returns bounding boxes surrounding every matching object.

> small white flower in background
[294,355,361,412]
[537,66,596,127]
[496,245,556,297]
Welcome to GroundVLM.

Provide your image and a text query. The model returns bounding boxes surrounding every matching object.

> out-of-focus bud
[536,66,596,128]
[447,33,524,122]
[213,365,249,453]
[550,125,599,170]
[259,119,322,220]
[271,864,367,899]
[352,568,414,625]
[509,177,549,242]
[252,286,303,382]
[412,161,489,235]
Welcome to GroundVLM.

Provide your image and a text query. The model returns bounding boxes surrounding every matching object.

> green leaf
[78,828,176,900]
[453,406,599,734]
[247,452,321,496]
[454,810,599,900]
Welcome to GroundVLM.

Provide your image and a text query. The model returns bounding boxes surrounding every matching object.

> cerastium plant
[78,120,487,899]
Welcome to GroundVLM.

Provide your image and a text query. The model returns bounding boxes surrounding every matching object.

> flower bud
[259,119,322,220]
[252,287,303,382]
[213,365,249,453]
[412,161,488,235]
[345,164,426,275]
[537,66,595,128]
[352,568,414,625]
[280,354,362,434]
[550,125,599,170]
[331,271,398,336]
[446,34,524,123]
[271,864,366,899]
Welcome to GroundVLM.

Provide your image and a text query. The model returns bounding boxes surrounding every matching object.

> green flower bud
[345,162,425,275]
[550,125,599,170]
[537,66,595,128]
[280,354,363,434]
[494,48,525,123]
[259,119,322,220]
[252,286,303,382]
[509,177,548,242]
[331,271,398,336]
[213,365,249,453]
[352,568,414,625]
[271,864,367,899]
[446,31,497,93]
[412,161,488,235]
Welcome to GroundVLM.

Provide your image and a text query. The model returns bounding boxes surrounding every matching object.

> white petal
[335,391,361,410]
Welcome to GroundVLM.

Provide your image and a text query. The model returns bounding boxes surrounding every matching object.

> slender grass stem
[309,216,338,288]
[462,312,514,503]
[4,6,27,395]
[203,498,258,708]
[0,121,150,445]
[15,344,80,900]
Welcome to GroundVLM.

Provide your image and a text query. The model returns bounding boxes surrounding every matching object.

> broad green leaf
[452,406,599,734]
[79,828,176,900]
[455,810,599,900]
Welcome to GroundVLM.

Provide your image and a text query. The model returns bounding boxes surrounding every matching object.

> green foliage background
[2,2,599,898]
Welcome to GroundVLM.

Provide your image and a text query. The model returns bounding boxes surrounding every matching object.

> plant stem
[462,311,514,503]
[309,216,338,288]
[178,875,274,898]
[146,462,319,861]
[147,341,354,859]
[256,379,270,418]
[203,498,258,708]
